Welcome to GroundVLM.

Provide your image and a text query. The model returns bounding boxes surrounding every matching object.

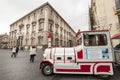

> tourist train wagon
[40,30,114,78]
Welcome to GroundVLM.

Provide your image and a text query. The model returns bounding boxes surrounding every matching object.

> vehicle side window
[98,34,107,45]
[84,34,107,46]
[57,57,61,60]
[67,57,72,60]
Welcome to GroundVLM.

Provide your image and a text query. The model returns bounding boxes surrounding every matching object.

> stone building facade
[0,33,9,49]
[9,2,76,50]
[90,0,120,46]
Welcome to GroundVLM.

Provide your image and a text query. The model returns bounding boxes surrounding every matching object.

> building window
[38,36,43,44]
[40,8,43,14]
[19,24,24,34]
[48,20,53,32]
[34,12,36,18]
[64,30,66,34]
[31,37,34,45]
[56,15,58,19]
[50,10,53,15]
[60,34,62,39]
[32,22,36,32]
[39,22,44,31]
[49,23,53,32]
[25,39,28,45]
[21,20,23,23]
[55,24,59,32]
[60,40,62,46]
[26,24,30,34]
[118,15,120,24]
[60,27,63,33]
[28,16,30,21]
[64,41,66,46]
[26,27,29,34]
[38,19,44,31]
[32,25,35,32]
[55,38,59,46]
[115,0,120,10]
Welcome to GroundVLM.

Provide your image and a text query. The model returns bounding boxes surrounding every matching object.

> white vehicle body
[40,30,114,78]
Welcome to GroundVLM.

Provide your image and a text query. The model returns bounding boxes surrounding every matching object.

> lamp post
[76,29,81,46]
[47,32,53,48]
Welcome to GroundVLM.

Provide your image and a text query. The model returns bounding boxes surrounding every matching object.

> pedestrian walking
[16,46,19,56]
[29,46,37,63]
[11,46,16,58]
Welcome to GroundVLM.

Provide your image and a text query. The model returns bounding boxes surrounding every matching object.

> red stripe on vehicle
[92,62,111,74]
[97,65,110,72]
[77,50,83,59]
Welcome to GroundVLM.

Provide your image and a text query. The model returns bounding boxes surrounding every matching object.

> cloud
[0,0,91,34]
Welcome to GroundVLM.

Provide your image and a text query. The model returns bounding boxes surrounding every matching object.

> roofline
[81,30,109,33]
[10,2,76,34]
[46,3,76,34]
[10,2,49,26]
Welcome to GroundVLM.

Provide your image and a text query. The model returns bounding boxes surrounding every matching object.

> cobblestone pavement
[0,49,120,80]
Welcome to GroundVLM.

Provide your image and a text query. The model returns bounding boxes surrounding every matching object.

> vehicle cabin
[40,30,114,78]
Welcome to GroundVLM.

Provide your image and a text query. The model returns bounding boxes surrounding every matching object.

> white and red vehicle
[40,30,114,78]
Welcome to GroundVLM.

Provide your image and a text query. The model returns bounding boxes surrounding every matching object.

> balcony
[115,8,120,15]
[48,29,53,32]
[18,32,24,37]
[38,28,43,31]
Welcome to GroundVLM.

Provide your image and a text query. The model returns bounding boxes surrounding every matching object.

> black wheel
[96,74,110,79]
[116,65,120,72]
[41,63,53,76]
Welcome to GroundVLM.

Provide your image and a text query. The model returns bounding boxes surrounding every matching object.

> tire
[41,63,53,76]
[96,74,110,79]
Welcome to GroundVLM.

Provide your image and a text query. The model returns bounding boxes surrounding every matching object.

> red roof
[111,32,120,39]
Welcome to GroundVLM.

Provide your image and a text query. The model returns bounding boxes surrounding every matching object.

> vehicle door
[83,32,113,62]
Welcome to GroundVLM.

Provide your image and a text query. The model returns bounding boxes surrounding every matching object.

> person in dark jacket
[16,46,19,56]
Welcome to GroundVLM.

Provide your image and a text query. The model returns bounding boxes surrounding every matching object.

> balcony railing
[18,32,24,36]
[38,28,43,31]
[48,29,53,32]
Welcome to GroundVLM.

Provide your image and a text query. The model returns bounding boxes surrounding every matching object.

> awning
[111,32,120,39]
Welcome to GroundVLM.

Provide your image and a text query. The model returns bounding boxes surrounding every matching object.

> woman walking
[29,46,37,63]
[11,46,16,58]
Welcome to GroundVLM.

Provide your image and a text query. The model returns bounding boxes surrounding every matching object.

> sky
[0,0,91,34]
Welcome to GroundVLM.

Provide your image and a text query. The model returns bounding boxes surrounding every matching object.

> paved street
[0,49,120,80]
